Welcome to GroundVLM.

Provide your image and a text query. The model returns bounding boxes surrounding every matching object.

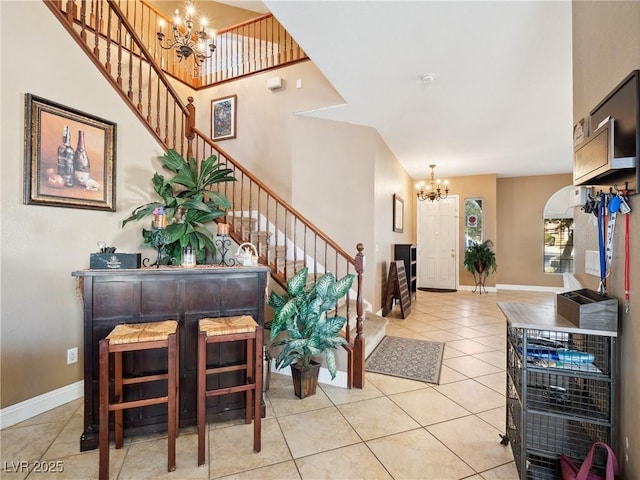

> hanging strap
[625,210,630,312]
[576,442,619,480]
[606,210,617,278]
[598,193,607,295]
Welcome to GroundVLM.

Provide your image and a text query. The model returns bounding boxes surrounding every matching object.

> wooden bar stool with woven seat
[99,320,179,480]
[197,315,263,466]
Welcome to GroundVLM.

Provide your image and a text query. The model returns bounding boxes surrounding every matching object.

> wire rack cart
[498,302,617,480]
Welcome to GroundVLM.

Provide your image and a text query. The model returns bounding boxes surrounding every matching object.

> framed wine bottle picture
[23,94,117,211]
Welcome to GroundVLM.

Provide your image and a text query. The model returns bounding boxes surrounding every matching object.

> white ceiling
[259,0,575,181]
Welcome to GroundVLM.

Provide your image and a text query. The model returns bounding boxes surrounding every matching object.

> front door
[418,196,458,290]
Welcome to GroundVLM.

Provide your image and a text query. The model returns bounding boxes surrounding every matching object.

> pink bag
[560,442,619,480]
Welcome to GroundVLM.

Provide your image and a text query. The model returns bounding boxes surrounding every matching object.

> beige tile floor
[1,289,555,479]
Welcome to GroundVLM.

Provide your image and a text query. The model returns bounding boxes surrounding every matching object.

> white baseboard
[497,284,562,293]
[0,381,83,430]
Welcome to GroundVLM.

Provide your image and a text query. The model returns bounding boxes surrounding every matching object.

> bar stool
[197,315,262,466]
[99,320,179,480]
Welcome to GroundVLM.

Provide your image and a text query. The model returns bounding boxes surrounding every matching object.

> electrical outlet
[67,347,78,365]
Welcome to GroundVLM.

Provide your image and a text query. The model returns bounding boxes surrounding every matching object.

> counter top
[73,264,271,277]
[497,301,618,337]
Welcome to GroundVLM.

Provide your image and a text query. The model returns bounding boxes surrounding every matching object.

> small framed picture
[211,94,237,141]
[393,194,404,233]
[24,94,116,211]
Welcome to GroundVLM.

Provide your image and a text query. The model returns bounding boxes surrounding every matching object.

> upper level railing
[66,0,308,88]
[44,0,364,388]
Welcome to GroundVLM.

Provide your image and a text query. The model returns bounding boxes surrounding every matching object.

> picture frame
[393,194,404,233]
[24,94,116,211]
[211,94,237,141]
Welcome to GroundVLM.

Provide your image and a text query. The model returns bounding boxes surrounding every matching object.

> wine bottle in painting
[74,130,91,186]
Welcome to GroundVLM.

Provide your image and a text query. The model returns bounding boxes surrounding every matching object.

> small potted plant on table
[268,267,354,398]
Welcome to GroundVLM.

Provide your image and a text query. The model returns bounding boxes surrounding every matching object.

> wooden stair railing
[44,0,365,388]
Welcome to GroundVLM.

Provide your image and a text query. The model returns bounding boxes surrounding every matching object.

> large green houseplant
[122,149,235,264]
[463,240,497,289]
[268,267,355,398]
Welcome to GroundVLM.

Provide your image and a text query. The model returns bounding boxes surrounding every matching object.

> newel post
[186,96,196,159]
[353,243,366,389]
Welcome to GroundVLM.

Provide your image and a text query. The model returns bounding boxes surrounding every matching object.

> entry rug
[366,336,445,384]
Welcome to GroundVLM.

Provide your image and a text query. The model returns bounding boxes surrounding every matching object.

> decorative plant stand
[215,234,235,266]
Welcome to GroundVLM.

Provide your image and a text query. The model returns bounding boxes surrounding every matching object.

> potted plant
[267,267,355,398]
[463,239,497,292]
[122,149,235,264]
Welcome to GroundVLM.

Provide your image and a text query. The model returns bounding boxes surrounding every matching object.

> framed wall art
[211,94,237,141]
[24,94,117,211]
[393,194,404,233]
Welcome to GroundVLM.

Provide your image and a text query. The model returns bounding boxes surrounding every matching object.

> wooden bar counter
[72,265,270,451]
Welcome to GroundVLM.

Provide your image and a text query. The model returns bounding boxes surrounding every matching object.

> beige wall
[497,174,573,288]
[0,2,414,410]
[0,1,164,408]
[572,2,640,477]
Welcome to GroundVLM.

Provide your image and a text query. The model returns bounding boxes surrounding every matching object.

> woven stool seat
[199,316,258,336]
[107,320,178,344]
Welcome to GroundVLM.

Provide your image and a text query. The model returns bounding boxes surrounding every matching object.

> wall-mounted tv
[590,70,639,159]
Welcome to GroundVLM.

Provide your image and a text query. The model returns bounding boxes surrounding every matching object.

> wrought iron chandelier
[416,164,449,202]
[157,1,215,66]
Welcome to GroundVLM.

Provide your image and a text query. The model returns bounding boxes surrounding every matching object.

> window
[543,218,574,273]
[464,198,483,247]
[543,186,575,274]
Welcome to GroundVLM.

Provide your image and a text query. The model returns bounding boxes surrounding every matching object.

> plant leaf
[287,267,309,296]
[329,273,355,299]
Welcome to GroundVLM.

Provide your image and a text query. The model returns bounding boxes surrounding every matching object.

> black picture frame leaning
[393,194,404,233]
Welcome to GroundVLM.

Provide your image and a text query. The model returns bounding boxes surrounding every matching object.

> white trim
[457,284,498,293]
[497,284,562,293]
[0,381,83,430]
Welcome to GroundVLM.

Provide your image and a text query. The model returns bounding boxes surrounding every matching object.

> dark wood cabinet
[72,266,270,451]
[394,244,417,296]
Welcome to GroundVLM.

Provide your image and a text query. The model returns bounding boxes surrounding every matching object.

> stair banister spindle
[105,3,112,73]
[127,33,134,99]
[92,1,99,55]
[116,17,123,87]
[353,243,365,388]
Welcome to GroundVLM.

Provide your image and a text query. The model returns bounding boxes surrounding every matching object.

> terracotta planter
[291,360,321,399]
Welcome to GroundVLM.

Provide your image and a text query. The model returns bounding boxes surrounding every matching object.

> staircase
[43,0,388,388]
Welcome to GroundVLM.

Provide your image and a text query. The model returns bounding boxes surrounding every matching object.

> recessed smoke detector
[421,73,436,84]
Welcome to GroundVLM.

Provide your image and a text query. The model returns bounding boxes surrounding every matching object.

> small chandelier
[157,1,216,66]
[416,164,449,202]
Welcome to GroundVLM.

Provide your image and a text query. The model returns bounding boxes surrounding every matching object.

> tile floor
[1,289,555,479]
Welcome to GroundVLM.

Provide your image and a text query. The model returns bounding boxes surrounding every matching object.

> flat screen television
[590,70,639,159]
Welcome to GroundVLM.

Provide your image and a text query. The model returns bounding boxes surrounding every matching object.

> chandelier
[157,1,215,66]
[416,164,449,202]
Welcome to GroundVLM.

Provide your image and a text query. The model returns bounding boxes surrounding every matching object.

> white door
[418,196,458,290]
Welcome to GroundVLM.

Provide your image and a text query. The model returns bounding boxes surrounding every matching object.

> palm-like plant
[122,149,235,264]
[268,267,355,379]
[463,239,497,278]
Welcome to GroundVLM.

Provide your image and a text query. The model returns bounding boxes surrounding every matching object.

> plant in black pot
[463,239,497,293]
[122,149,235,265]
[268,267,355,399]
